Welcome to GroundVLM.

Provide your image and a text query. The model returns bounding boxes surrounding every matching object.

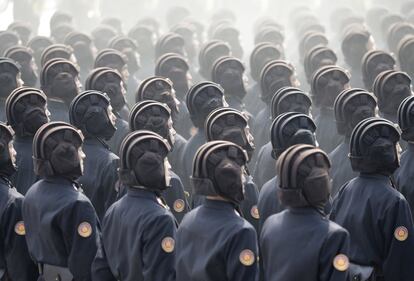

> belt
[38,263,73,281]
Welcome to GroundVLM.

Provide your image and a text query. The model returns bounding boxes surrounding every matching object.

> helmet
[349,117,401,175]
[33,122,84,180]
[129,100,175,147]
[271,112,317,159]
[69,90,116,140]
[191,141,248,204]
[205,107,254,160]
[119,131,171,190]
[334,88,377,136]
[277,144,331,211]
[186,81,226,128]
[6,87,48,136]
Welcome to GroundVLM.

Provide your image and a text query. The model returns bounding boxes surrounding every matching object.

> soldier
[198,40,231,80]
[341,27,375,88]
[49,11,73,35]
[155,53,193,139]
[64,32,96,85]
[27,36,54,70]
[176,141,259,281]
[51,24,75,45]
[212,56,248,112]
[0,32,20,56]
[5,46,38,87]
[69,91,119,220]
[91,25,118,52]
[395,95,414,211]
[40,58,81,122]
[386,22,414,54]
[212,24,244,59]
[253,60,299,151]
[304,46,337,84]
[128,25,156,79]
[0,59,23,121]
[92,132,177,281]
[23,122,101,281]
[94,49,129,90]
[253,87,312,189]
[155,32,187,61]
[329,89,377,196]
[172,23,200,66]
[101,18,123,34]
[361,50,396,91]
[40,44,78,68]
[180,82,227,193]
[372,70,412,124]
[136,76,187,145]
[261,144,350,281]
[0,122,38,281]
[204,107,259,231]
[311,66,350,153]
[398,36,414,80]
[330,117,414,280]
[6,87,49,194]
[8,21,32,45]
[128,102,189,222]
[258,111,317,224]
[85,67,129,154]
[245,43,282,116]
[109,36,141,104]
[299,31,328,63]
[254,25,285,47]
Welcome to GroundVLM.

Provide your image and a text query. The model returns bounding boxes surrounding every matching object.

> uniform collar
[288,206,324,217]
[204,198,236,211]
[84,137,110,150]
[43,176,76,187]
[358,173,391,182]
[127,186,159,200]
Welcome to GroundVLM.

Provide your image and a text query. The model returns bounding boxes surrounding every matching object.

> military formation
[1,1,414,281]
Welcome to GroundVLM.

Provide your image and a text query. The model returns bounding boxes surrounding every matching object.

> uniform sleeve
[61,200,100,281]
[163,175,190,223]
[381,198,414,281]
[240,181,259,232]
[91,232,117,281]
[252,147,264,188]
[319,227,350,281]
[2,197,38,281]
[226,227,259,281]
[329,182,348,221]
[142,213,177,281]
[103,158,120,213]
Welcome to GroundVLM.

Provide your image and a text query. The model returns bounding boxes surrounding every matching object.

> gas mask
[33,122,84,180]
[206,108,255,160]
[212,57,247,100]
[69,91,117,141]
[349,118,401,176]
[119,131,172,191]
[191,141,248,204]
[129,101,176,148]
[277,144,331,212]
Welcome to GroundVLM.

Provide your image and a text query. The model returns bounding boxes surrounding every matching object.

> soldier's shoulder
[262,210,285,230]
[0,185,23,211]
[179,206,203,226]
[24,179,43,197]
[327,220,349,236]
